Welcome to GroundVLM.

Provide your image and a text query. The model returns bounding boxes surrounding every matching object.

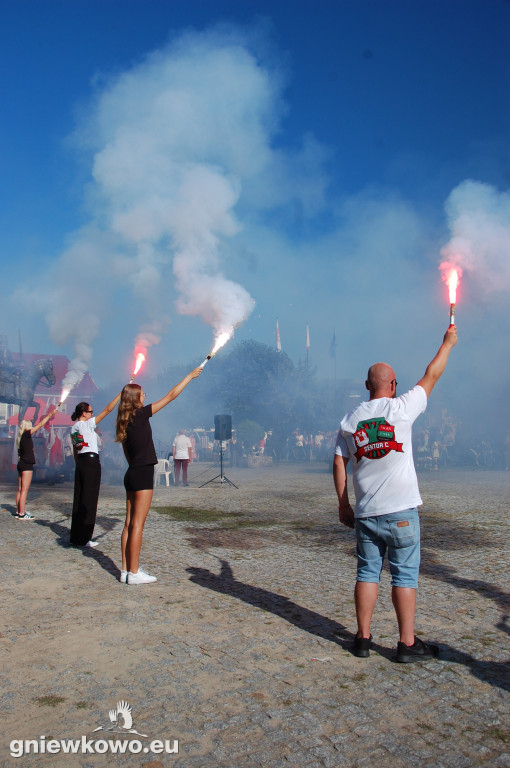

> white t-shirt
[335,385,427,518]
[173,434,192,460]
[72,417,99,455]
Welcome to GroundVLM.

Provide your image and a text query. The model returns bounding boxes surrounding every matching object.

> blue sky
[1,0,509,423]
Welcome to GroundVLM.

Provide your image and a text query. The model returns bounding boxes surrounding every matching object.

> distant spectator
[173,429,193,486]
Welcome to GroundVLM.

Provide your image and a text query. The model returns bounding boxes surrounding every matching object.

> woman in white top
[70,393,121,547]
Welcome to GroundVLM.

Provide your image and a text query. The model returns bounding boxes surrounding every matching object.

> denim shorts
[355,508,420,588]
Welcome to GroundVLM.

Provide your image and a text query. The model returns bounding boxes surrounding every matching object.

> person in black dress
[115,368,202,585]
[16,409,58,519]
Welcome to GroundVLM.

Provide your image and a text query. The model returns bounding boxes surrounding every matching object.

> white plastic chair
[155,458,173,486]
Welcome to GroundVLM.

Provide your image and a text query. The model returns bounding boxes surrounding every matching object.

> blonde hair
[17,420,33,450]
[115,384,143,443]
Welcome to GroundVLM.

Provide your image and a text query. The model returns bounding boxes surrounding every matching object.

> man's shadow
[35,516,123,581]
[186,558,395,658]
[435,642,510,692]
[421,553,510,636]
[187,558,510,686]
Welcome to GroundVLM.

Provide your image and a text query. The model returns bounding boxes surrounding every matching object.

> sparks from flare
[200,331,233,368]
[57,388,70,407]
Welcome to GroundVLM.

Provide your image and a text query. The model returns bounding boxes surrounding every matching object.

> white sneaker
[85,540,99,548]
[120,570,128,583]
[127,569,157,585]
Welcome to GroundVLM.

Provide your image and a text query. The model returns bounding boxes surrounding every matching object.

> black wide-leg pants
[70,453,101,545]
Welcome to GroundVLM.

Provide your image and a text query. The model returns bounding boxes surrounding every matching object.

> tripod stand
[200,441,238,488]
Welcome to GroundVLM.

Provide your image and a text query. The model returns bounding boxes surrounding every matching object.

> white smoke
[31,27,294,378]
[170,165,255,337]
[26,226,107,396]
[440,180,510,295]
[81,29,271,352]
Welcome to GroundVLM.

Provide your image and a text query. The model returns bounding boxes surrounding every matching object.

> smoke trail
[440,180,510,295]
[170,166,255,340]
[30,228,106,397]
[81,30,268,357]
[22,26,285,383]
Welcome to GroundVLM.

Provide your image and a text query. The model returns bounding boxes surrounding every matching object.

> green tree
[213,340,294,429]
[235,419,265,451]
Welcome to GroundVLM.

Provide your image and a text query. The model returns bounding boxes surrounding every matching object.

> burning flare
[57,388,71,407]
[200,330,233,368]
[132,352,146,377]
[439,261,462,326]
[446,269,459,304]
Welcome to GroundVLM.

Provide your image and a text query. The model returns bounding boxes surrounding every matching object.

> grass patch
[288,520,320,530]
[34,695,66,707]
[155,505,282,531]
[217,518,278,530]
[75,701,92,709]
[417,721,435,732]
[485,726,509,743]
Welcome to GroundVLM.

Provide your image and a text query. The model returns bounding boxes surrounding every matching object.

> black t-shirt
[124,404,157,467]
[18,430,36,464]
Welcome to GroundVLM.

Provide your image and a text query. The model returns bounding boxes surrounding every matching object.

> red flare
[132,352,146,377]
[446,269,459,304]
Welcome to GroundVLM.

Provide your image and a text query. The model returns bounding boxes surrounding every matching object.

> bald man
[333,325,457,662]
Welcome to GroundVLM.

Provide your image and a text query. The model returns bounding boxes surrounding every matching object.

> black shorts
[124,464,155,492]
[17,460,35,474]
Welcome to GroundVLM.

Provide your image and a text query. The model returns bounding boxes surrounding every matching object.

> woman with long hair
[16,408,58,519]
[116,368,202,585]
[70,393,121,547]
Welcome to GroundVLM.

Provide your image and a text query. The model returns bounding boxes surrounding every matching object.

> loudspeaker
[214,414,232,441]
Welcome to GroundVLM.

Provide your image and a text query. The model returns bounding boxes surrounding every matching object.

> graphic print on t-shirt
[71,432,88,451]
[353,417,403,461]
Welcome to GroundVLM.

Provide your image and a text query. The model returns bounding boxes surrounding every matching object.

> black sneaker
[396,636,439,663]
[352,634,372,658]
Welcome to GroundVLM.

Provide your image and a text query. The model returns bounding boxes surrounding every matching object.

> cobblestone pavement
[0,464,509,768]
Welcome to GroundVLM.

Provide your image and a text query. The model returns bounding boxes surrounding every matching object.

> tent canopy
[8,410,73,427]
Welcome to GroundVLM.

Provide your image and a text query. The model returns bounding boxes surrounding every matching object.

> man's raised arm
[417,325,458,398]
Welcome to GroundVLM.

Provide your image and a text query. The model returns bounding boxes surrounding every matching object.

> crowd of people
[11,323,467,664]
[15,367,202,586]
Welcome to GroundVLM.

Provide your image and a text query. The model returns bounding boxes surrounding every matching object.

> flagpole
[275,319,281,458]
[276,319,280,384]
[330,328,337,406]
[333,327,337,385]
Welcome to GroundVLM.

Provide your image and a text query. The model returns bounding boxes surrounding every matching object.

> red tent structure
[0,352,98,481]
[8,408,73,428]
